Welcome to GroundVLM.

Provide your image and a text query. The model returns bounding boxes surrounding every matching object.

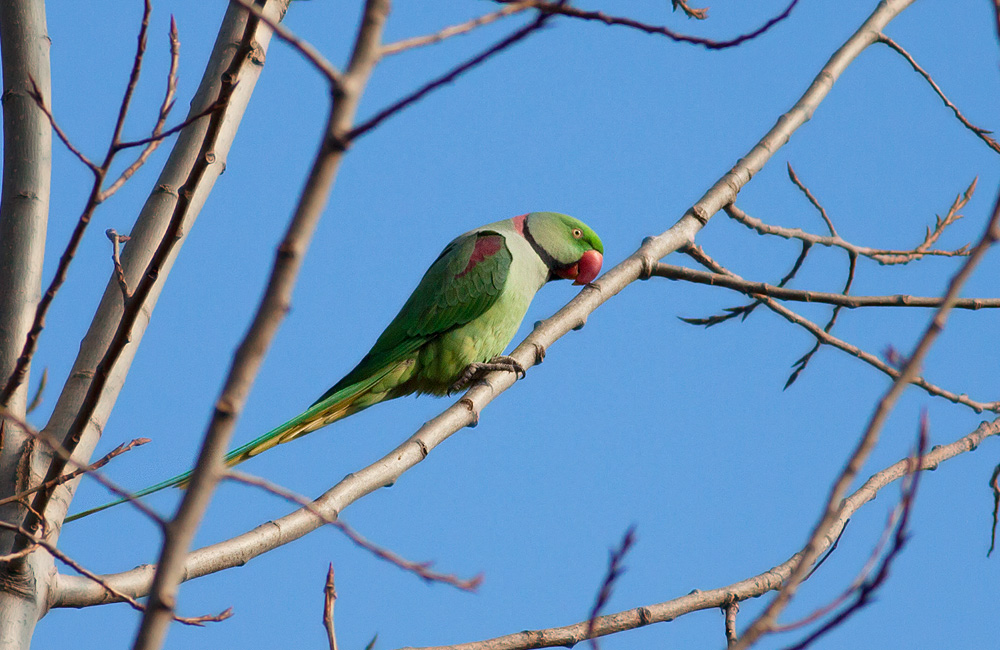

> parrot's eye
[572,228,583,239]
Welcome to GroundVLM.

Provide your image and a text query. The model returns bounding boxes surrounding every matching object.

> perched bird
[66,212,603,521]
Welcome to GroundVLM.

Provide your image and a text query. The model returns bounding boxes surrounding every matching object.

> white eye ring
[572,228,583,238]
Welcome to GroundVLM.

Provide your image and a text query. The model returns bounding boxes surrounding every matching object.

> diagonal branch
[381,1,535,56]
[730,185,1000,650]
[724,177,975,266]
[877,33,1000,155]
[518,0,799,50]
[681,245,999,413]
[386,419,999,650]
[652,263,1000,309]
[226,471,482,591]
[51,0,923,609]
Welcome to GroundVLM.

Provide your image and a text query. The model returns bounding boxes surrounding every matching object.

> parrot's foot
[448,356,526,394]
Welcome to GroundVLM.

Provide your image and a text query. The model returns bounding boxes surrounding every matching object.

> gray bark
[0,1,51,648]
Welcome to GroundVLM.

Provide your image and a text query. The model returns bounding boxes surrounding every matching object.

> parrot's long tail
[64,381,379,523]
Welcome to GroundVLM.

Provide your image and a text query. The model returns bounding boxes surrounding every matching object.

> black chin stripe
[522,217,560,272]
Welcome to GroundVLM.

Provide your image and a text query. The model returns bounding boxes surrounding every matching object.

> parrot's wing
[314,229,513,403]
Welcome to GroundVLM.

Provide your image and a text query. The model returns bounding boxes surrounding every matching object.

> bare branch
[324,564,339,650]
[724,600,739,647]
[0,520,226,626]
[107,0,153,151]
[672,0,708,20]
[988,463,1000,557]
[53,0,920,608]
[226,471,482,591]
[784,251,855,388]
[382,2,535,56]
[25,367,46,415]
[787,163,838,237]
[0,437,148,508]
[521,0,798,50]
[347,6,556,143]
[654,263,1000,309]
[585,527,636,650]
[724,177,976,265]
[228,0,342,87]
[25,78,98,173]
[681,245,1000,413]
[782,419,927,650]
[0,407,166,526]
[731,181,1000,650]
[877,34,1000,155]
[385,419,998,650]
[99,16,181,201]
[105,229,132,301]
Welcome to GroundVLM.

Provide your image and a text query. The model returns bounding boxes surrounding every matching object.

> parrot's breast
[410,228,548,394]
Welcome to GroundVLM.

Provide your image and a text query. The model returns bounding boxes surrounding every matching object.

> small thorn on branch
[106,229,132,301]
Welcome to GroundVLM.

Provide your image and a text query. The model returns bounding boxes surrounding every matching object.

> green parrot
[66,212,603,522]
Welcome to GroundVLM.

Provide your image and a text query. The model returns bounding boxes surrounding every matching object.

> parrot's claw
[448,355,526,394]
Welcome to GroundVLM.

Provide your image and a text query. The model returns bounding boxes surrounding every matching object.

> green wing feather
[65,230,513,522]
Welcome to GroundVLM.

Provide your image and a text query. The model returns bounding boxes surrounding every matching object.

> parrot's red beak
[554,250,604,285]
[574,249,603,285]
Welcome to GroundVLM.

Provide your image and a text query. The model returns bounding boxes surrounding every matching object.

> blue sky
[29,1,1000,649]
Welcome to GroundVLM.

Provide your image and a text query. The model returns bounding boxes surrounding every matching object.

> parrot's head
[520,212,604,285]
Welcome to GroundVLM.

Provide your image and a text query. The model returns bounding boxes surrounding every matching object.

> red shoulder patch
[512,214,528,236]
[457,235,503,278]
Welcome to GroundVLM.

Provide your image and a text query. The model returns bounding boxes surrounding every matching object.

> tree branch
[653,263,1000,309]
[388,419,998,650]
[730,185,1000,650]
[51,0,922,609]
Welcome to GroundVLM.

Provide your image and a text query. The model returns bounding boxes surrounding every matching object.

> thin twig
[382,1,534,56]
[347,6,556,143]
[0,407,166,527]
[228,0,343,86]
[724,175,976,265]
[877,34,1000,155]
[25,78,98,172]
[100,16,181,200]
[585,527,637,650]
[520,0,798,50]
[53,0,921,610]
[226,471,482,591]
[988,464,1000,557]
[25,367,46,415]
[386,419,997,650]
[0,519,229,626]
[653,263,1000,309]
[0,437,148,508]
[724,600,740,647]
[680,246,1000,414]
[731,182,1000,650]
[105,229,132,301]
[0,4,183,407]
[787,163,838,237]
[785,251,856,389]
[782,418,927,650]
[672,0,708,20]
[677,240,813,327]
[324,564,339,650]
